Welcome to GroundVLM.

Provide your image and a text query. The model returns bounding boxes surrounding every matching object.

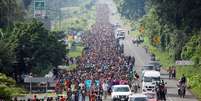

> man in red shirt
[60,96,65,101]
[32,95,37,101]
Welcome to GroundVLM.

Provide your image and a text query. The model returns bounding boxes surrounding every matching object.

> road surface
[101,0,199,101]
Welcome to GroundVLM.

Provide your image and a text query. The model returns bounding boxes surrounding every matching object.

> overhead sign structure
[175,60,194,65]
[34,0,46,18]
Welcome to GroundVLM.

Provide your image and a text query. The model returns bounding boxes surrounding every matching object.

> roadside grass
[149,47,174,69]
[192,86,201,100]
[143,36,174,69]
[68,46,84,58]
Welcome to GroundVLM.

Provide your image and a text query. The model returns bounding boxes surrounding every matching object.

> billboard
[175,60,194,65]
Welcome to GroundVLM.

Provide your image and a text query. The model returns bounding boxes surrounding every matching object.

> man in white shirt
[102,80,108,99]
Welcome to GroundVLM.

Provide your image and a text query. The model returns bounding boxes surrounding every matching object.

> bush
[0,73,25,100]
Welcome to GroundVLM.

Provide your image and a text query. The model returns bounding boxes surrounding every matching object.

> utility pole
[57,0,62,30]
[29,74,33,94]
[59,5,62,30]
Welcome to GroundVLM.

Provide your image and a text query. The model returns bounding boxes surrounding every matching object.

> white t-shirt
[102,83,108,91]
[71,84,75,91]
[79,83,84,89]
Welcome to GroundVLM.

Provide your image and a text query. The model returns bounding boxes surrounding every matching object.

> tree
[8,20,66,75]
[0,29,14,75]
[150,0,201,29]
[0,0,24,28]
[0,41,14,74]
[181,34,201,64]
[117,0,146,20]
[0,73,24,100]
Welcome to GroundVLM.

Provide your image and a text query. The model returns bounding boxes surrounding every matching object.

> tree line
[0,0,67,99]
[115,0,201,98]
[115,0,201,63]
[0,0,66,78]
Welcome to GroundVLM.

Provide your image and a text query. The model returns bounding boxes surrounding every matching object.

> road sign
[175,60,194,65]
[34,0,46,17]
[153,36,160,45]
[35,0,45,10]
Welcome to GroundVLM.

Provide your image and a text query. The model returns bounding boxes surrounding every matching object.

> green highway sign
[34,0,46,17]
[35,2,45,10]
[35,0,45,10]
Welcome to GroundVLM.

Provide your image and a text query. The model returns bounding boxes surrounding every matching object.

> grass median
[68,46,84,58]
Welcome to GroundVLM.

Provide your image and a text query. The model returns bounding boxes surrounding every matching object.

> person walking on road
[32,95,37,101]
[60,96,65,101]
[172,66,176,79]
[79,81,85,101]
[168,67,172,79]
[102,80,108,99]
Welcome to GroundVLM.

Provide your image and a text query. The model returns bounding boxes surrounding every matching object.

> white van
[142,71,160,93]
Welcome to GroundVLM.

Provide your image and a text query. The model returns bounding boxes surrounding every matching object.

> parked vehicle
[141,65,155,78]
[111,85,131,101]
[148,61,161,71]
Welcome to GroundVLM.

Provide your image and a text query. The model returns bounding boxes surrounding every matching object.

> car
[141,65,155,78]
[142,71,160,93]
[148,61,161,71]
[115,28,126,39]
[111,85,131,101]
[128,94,148,101]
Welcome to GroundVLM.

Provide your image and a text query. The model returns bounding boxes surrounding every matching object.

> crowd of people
[53,4,135,101]
[13,4,136,101]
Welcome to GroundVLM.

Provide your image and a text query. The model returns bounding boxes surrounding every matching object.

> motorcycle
[178,83,186,98]
[132,83,138,93]
[155,83,167,101]
[131,82,139,93]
